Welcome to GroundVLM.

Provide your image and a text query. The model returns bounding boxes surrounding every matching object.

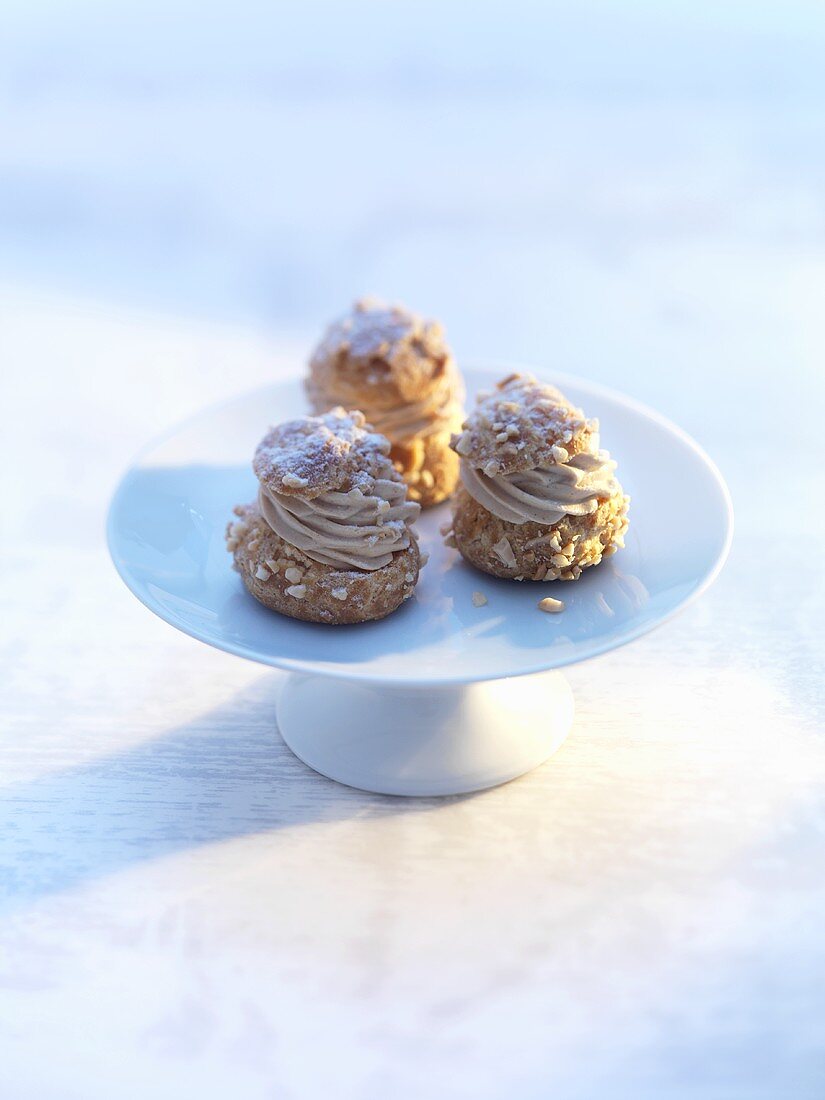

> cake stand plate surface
[107,366,732,795]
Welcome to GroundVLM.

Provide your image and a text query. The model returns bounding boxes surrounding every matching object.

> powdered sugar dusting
[307,298,457,407]
[253,407,398,498]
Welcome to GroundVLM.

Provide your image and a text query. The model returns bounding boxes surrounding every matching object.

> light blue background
[3,0,824,420]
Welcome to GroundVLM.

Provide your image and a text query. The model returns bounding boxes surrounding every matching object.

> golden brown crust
[390,429,460,508]
[451,373,598,478]
[307,298,455,408]
[228,503,420,624]
[450,484,629,582]
[252,407,397,499]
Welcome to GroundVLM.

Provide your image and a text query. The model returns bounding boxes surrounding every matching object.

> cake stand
[107,366,732,795]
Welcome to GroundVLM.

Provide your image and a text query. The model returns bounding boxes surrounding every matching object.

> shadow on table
[0,674,466,915]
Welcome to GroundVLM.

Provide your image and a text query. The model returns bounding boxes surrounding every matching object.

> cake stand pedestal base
[276,670,574,796]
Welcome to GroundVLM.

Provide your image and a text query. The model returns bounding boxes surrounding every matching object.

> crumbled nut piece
[254,565,271,581]
[281,472,309,489]
[483,460,499,477]
[538,596,565,614]
[551,553,570,567]
[286,584,307,599]
[331,587,348,601]
[284,566,303,584]
[524,533,552,550]
[472,591,488,607]
[492,536,517,569]
[393,437,425,475]
[444,534,457,548]
[551,445,569,463]
[265,559,280,574]
[439,521,453,536]
[404,572,415,583]
[419,551,430,567]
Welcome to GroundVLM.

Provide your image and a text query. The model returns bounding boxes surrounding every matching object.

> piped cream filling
[460,451,618,526]
[364,389,464,443]
[259,479,420,571]
[312,371,463,445]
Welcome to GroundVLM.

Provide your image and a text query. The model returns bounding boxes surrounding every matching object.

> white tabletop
[2,4,824,1097]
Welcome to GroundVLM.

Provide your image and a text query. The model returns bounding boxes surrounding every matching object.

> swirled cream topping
[313,375,463,445]
[364,387,463,443]
[258,478,420,571]
[460,451,619,526]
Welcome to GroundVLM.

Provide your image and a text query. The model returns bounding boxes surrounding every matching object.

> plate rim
[107,363,734,686]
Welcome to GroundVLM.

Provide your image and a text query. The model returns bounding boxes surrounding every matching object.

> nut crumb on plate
[538,596,565,614]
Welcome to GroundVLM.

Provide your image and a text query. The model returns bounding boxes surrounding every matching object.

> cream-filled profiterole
[446,373,629,581]
[306,299,465,507]
[227,408,423,624]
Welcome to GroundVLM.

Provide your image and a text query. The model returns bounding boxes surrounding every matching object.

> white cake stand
[107,366,732,795]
